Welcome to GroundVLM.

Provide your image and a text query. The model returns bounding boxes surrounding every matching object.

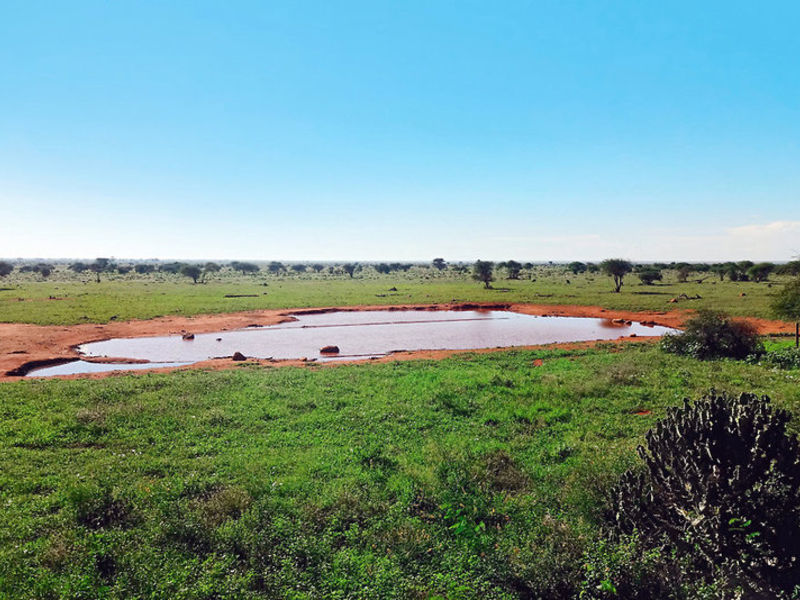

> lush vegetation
[772,277,800,346]
[660,310,764,360]
[3,258,800,597]
[3,344,800,598]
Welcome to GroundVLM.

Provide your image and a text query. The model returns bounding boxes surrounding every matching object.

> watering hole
[27,310,677,377]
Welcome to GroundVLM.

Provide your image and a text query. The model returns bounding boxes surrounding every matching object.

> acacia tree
[748,262,774,283]
[776,261,800,276]
[567,261,586,275]
[600,258,633,292]
[502,260,522,280]
[160,262,185,274]
[88,258,112,283]
[202,262,221,282]
[232,261,261,275]
[69,262,89,274]
[134,263,156,275]
[472,260,495,289]
[710,263,729,281]
[772,278,800,347]
[264,261,283,274]
[341,263,357,278]
[180,264,202,284]
[35,263,53,279]
[432,257,446,270]
[0,261,13,278]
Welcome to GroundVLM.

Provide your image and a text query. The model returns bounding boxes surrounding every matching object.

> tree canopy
[472,260,495,289]
[228,261,260,275]
[747,262,775,283]
[498,260,522,280]
[567,261,586,275]
[88,258,114,282]
[179,264,203,284]
[772,278,800,347]
[600,259,633,292]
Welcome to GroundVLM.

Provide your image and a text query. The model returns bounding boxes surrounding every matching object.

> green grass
[0,268,788,325]
[3,345,800,598]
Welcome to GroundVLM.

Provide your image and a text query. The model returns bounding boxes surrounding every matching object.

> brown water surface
[28,310,676,376]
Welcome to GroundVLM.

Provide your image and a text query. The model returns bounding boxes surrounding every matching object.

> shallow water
[27,360,191,377]
[28,310,676,377]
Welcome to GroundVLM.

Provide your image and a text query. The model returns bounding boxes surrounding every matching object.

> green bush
[607,391,800,597]
[660,310,763,360]
[636,269,662,285]
[749,346,800,370]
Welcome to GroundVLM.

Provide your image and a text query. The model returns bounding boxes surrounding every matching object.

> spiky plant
[609,391,800,592]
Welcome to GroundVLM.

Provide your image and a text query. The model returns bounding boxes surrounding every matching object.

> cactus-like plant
[609,391,800,592]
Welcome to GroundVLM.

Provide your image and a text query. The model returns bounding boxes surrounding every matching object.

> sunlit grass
[2,344,799,597]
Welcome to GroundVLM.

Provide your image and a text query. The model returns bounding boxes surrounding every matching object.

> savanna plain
[2,261,800,599]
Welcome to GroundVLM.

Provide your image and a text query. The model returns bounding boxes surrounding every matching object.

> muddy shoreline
[1,303,792,381]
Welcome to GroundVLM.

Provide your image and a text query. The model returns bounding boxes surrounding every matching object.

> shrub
[660,310,763,360]
[772,277,800,347]
[134,263,155,274]
[637,269,662,285]
[750,346,800,370]
[607,391,800,595]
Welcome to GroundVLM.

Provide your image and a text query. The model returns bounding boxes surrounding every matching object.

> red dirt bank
[0,303,793,381]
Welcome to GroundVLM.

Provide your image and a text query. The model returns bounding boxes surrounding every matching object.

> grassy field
[0,268,788,325]
[3,344,800,599]
[2,267,798,597]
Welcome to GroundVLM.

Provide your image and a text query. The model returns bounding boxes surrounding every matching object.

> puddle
[27,310,677,377]
[27,360,191,377]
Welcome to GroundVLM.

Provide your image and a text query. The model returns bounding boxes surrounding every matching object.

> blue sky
[1,1,799,261]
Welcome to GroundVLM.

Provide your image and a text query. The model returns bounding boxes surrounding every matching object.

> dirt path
[1,303,793,381]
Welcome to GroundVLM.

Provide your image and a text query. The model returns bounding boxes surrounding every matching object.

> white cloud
[728,221,800,237]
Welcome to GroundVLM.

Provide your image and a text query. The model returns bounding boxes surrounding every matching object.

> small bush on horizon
[661,310,763,360]
[636,268,662,285]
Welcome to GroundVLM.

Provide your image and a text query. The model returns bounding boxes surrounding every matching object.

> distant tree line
[3,258,800,292]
